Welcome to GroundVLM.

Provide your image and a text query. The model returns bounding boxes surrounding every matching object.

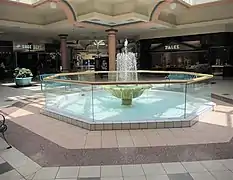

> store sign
[13,42,45,51]
[16,44,32,50]
[165,45,180,50]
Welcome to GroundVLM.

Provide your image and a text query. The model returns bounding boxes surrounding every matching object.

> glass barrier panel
[91,82,186,123]
[185,79,213,119]
[43,80,93,122]
[152,82,187,120]
[138,72,169,81]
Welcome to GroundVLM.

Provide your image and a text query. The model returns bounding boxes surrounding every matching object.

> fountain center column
[106,29,118,71]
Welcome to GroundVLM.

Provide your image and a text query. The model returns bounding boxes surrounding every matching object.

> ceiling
[0,0,233,42]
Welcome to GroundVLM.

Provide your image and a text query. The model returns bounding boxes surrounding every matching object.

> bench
[165,74,198,90]
[166,74,197,80]
[39,74,55,91]
[39,74,71,91]
[0,113,12,149]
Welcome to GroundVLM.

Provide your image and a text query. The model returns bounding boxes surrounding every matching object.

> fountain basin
[42,70,214,130]
[103,84,152,105]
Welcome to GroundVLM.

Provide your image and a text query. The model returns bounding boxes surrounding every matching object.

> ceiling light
[50,2,57,9]
[170,3,177,10]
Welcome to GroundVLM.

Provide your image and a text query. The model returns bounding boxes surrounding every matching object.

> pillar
[59,34,68,72]
[106,29,118,71]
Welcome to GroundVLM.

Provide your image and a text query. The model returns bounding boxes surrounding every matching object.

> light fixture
[50,2,57,9]
[170,2,177,10]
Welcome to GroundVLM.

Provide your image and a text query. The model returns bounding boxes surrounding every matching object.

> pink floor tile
[116,130,134,147]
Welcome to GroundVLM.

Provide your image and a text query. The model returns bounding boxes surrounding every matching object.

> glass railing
[42,71,214,129]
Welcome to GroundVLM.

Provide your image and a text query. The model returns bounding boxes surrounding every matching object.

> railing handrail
[43,70,213,86]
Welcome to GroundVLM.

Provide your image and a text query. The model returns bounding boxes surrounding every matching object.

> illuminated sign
[165,45,180,50]
[13,42,45,51]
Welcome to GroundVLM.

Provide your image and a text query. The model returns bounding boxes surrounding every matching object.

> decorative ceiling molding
[35,0,78,25]
[1,0,233,39]
[149,0,174,22]
[0,0,77,24]
[51,0,77,23]
[191,0,233,8]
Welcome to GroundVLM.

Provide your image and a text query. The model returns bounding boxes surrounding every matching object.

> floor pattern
[1,82,41,91]
[0,94,233,167]
[1,145,233,180]
[1,83,233,179]
[0,157,13,175]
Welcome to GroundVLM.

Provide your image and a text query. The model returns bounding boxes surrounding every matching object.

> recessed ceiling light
[90,19,100,22]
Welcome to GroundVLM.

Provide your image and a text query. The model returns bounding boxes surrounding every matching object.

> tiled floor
[1,82,41,92]
[0,89,232,167]
[1,146,233,180]
[2,97,233,150]
[0,81,233,179]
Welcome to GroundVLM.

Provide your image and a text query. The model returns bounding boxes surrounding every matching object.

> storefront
[13,42,46,76]
[139,32,233,76]
[44,43,61,73]
[149,40,208,71]
[0,41,14,80]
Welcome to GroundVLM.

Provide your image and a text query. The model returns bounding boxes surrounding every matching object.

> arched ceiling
[0,0,233,41]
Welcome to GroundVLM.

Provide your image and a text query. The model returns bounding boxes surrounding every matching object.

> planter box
[15,77,32,87]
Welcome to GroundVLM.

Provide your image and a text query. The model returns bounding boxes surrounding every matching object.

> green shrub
[14,68,33,78]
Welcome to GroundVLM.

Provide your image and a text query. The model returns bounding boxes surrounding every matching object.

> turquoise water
[45,89,213,122]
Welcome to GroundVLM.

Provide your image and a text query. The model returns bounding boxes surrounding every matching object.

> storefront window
[151,50,208,70]
[0,42,14,79]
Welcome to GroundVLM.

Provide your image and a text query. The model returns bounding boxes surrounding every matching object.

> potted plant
[14,68,33,86]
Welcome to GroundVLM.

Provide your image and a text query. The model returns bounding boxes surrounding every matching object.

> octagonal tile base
[40,104,215,131]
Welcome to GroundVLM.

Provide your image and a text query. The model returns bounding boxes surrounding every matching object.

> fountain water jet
[104,39,151,106]
[116,39,138,82]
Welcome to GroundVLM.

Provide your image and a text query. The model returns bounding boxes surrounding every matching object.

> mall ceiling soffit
[77,12,149,26]
[176,18,233,29]
[2,0,232,32]
[0,20,43,30]
[0,0,177,30]
[176,2,233,25]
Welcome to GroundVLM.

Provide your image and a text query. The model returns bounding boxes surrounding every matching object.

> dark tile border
[4,119,233,167]
[168,173,194,180]
[0,162,13,175]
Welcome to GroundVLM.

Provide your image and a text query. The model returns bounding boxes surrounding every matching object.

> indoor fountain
[103,39,151,105]
[42,39,214,130]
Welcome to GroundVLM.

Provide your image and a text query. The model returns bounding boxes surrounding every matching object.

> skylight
[8,0,41,5]
[182,0,221,5]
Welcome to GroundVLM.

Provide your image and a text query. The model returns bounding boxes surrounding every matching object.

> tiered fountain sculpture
[104,39,151,105]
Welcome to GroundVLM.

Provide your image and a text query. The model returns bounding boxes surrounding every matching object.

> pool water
[45,89,213,123]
